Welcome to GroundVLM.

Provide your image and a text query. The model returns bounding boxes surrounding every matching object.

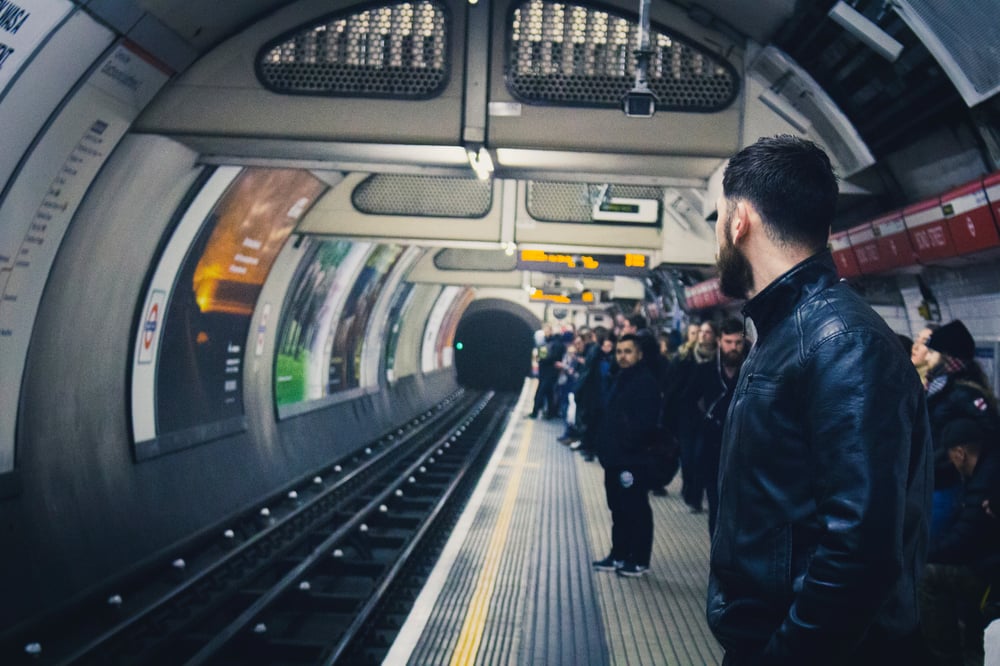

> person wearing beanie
[927,319,976,362]
[920,417,1000,664]
[923,319,1000,542]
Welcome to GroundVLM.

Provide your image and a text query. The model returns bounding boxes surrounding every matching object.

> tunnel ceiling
[773,0,970,161]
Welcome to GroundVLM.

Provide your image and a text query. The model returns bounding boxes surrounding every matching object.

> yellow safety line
[448,419,533,666]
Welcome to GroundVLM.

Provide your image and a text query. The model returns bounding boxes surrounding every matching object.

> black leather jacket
[707,251,933,664]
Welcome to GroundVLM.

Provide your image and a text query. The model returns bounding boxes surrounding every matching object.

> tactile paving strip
[402,414,609,665]
[577,452,724,665]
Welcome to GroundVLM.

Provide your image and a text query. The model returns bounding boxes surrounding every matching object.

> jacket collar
[741,249,838,341]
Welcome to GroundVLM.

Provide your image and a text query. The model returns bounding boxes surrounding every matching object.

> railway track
[7,389,515,665]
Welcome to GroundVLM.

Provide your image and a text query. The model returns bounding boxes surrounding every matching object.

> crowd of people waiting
[529,313,1000,664]
[530,315,747,518]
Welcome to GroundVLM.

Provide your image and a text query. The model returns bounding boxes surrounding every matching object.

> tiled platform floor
[386,383,723,665]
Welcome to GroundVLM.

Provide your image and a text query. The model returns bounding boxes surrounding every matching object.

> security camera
[622,88,657,118]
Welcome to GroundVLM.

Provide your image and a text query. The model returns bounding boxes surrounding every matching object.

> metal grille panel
[353,175,492,217]
[506,0,738,109]
[895,0,1000,107]
[527,181,663,222]
[257,1,449,98]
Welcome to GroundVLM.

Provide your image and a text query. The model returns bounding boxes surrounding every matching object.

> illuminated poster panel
[141,168,326,457]
[273,238,355,407]
[421,286,459,373]
[328,244,403,393]
[383,282,415,383]
[434,286,475,369]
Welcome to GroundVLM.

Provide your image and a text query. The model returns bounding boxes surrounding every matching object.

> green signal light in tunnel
[455,342,464,350]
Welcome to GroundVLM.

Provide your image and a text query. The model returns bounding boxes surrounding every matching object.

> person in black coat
[529,324,566,419]
[923,319,1000,542]
[687,316,746,535]
[920,418,1000,664]
[707,136,931,665]
[591,334,660,577]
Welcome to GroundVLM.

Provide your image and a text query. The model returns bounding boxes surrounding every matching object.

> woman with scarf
[924,319,1000,541]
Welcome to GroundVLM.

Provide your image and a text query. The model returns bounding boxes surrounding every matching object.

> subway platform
[383,382,723,665]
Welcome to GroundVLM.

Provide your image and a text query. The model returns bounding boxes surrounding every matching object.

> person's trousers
[679,421,704,509]
[532,372,558,417]
[603,466,652,566]
[919,562,987,666]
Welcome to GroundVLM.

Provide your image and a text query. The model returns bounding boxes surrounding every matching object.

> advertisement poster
[152,169,326,447]
[273,238,354,406]
[327,244,402,393]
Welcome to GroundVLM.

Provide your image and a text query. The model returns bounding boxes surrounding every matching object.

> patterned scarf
[926,355,967,397]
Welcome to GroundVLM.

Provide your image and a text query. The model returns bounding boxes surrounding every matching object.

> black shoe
[688,505,704,514]
[593,555,624,571]
[616,562,649,578]
[652,487,668,497]
[526,412,538,419]
[583,453,596,462]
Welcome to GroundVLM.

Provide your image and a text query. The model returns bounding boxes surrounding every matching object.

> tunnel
[454,299,539,391]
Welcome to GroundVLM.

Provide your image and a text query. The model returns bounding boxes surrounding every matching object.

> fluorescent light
[828,1,903,62]
[466,146,494,180]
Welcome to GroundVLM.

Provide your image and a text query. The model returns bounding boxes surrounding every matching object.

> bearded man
[706,135,932,665]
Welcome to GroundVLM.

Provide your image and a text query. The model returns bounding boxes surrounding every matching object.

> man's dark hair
[722,134,838,252]
[627,314,648,331]
[619,333,640,346]
[719,317,743,336]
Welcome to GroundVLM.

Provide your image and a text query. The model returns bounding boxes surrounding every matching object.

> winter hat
[927,319,976,361]
[941,418,988,449]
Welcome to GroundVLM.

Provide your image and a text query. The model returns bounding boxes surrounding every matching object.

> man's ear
[730,201,751,243]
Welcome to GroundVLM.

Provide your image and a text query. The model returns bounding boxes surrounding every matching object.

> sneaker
[616,562,649,578]
[592,555,624,571]
[568,440,582,450]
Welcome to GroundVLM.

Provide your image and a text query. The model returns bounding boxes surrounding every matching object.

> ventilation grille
[894,1,1000,107]
[434,248,518,271]
[353,175,492,217]
[507,0,738,109]
[527,181,663,222]
[257,1,449,98]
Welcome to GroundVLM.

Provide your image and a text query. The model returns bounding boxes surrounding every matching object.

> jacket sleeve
[764,331,929,662]
[929,456,1000,565]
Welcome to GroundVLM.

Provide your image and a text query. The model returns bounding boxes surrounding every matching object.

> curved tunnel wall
[1,134,460,630]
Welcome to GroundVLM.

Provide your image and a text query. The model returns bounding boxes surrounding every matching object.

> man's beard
[717,220,753,299]
[722,349,743,369]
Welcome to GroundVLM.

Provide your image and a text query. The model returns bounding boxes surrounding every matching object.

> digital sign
[529,289,596,304]
[591,197,659,223]
[517,249,648,276]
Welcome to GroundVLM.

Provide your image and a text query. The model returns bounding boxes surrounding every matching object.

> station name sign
[517,249,648,276]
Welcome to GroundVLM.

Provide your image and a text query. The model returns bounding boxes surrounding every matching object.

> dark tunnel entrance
[454,303,537,391]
